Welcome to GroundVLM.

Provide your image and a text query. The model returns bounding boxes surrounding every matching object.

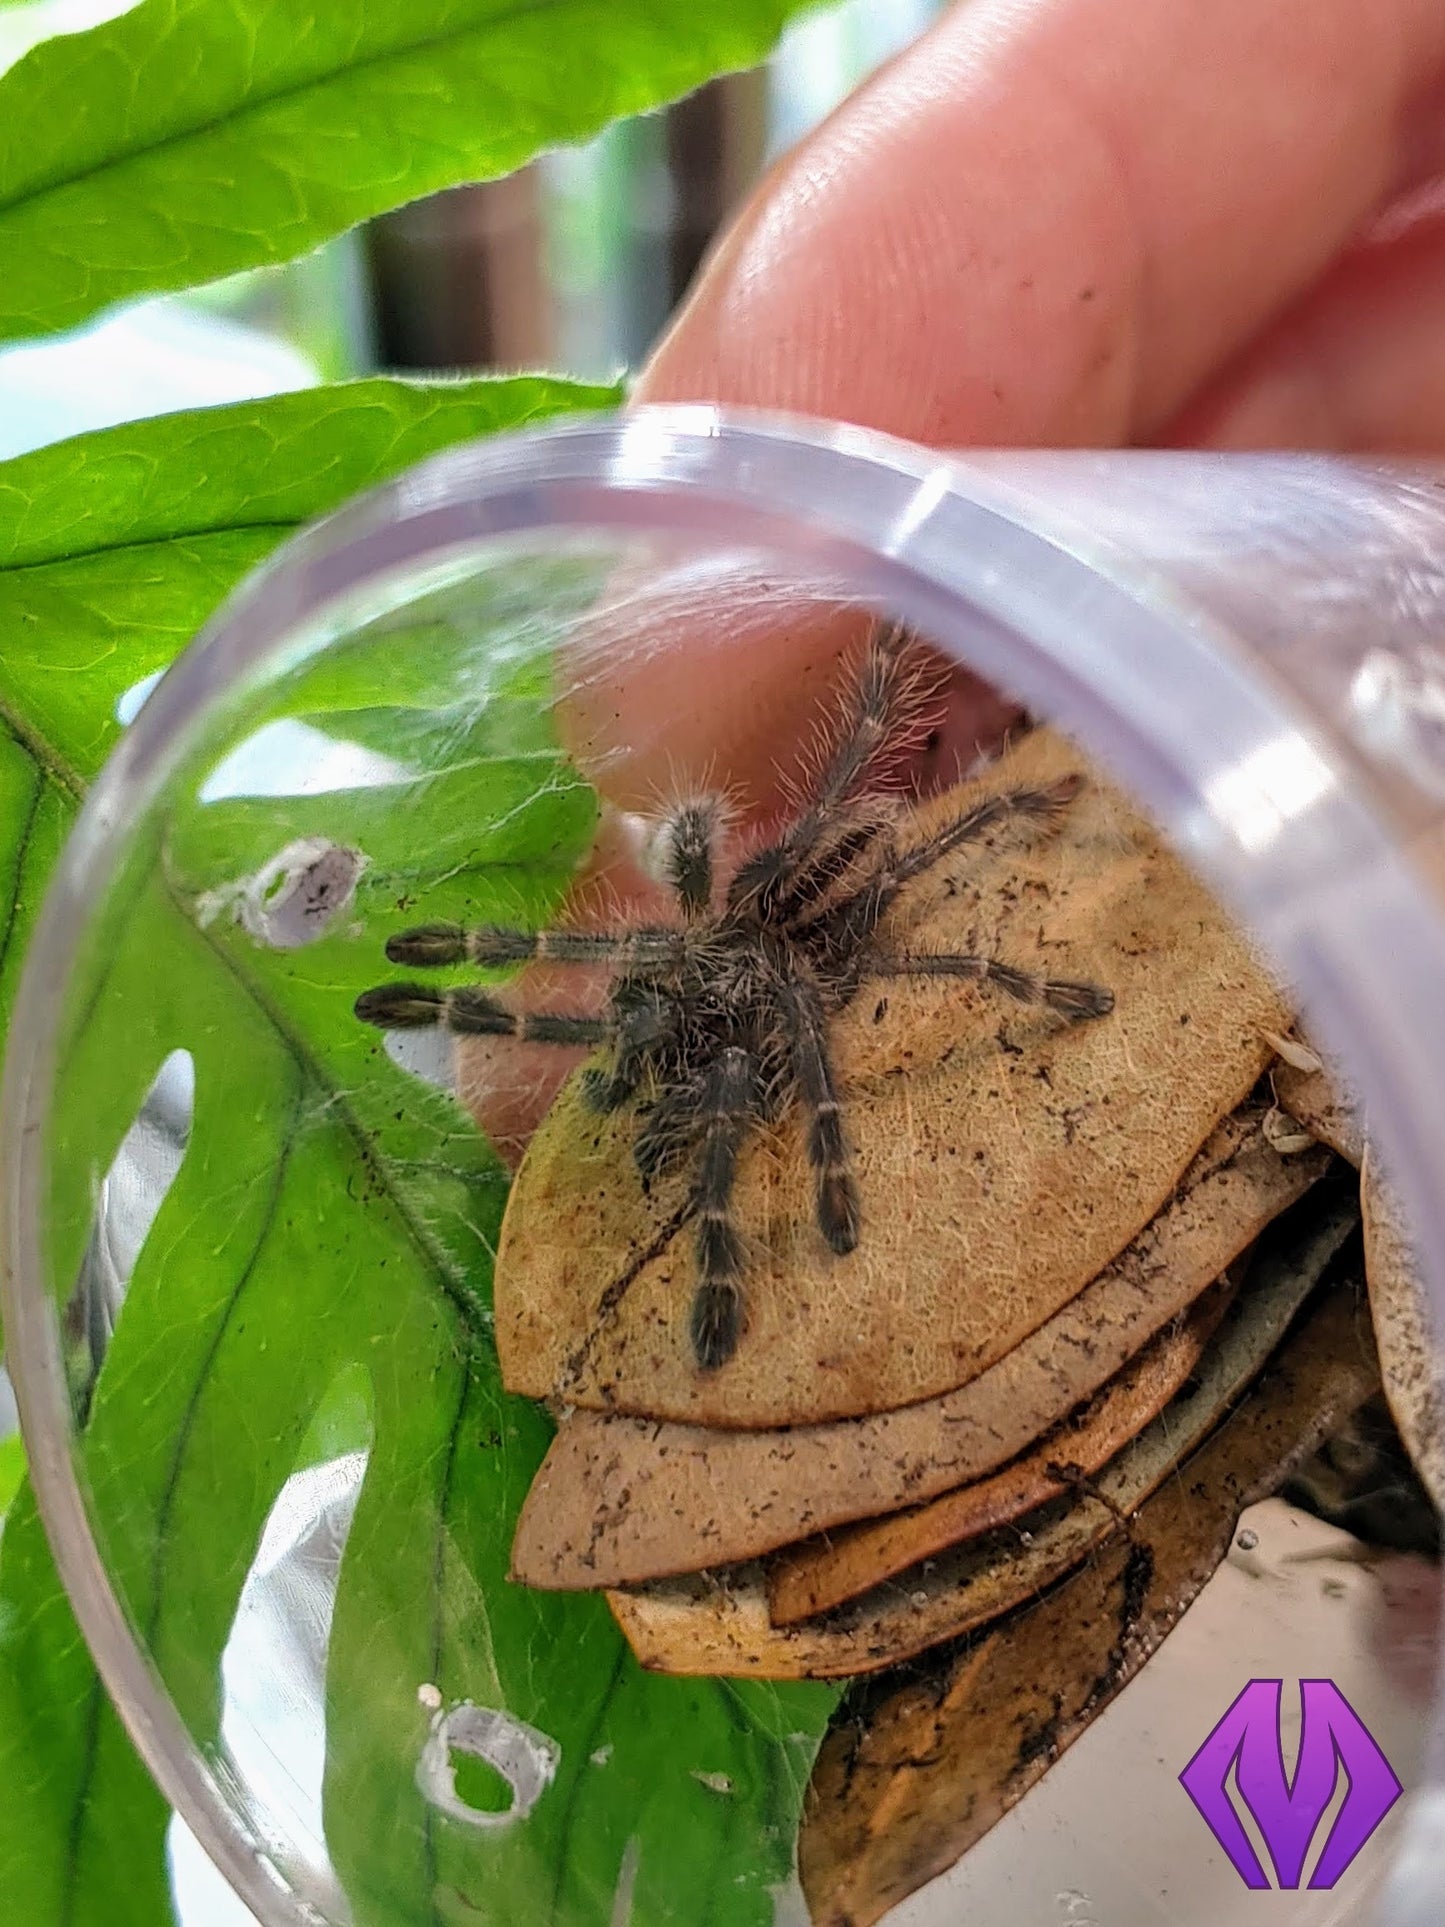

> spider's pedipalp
[884,952,1115,1021]
[354,982,609,1044]
[386,924,686,969]
[780,975,860,1256]
[649,795,728,920]
[688,1045,758,1371]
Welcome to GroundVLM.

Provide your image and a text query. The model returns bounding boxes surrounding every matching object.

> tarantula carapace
[355,623,1114,1372]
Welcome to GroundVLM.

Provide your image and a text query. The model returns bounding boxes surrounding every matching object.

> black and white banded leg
[779,975,861,1256]
[633,1074,707,1180]
[891,776,1082,889]
[354,983,611,1043]
[819,776,1086,957]
[885,952,1114,1021]
[689,1045,760,1371]
[384,923,687,970]
[725,621,922,921]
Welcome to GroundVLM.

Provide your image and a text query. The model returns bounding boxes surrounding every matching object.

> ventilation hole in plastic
[196,837,368,950]
[199,720,412,803]
[416,1703,561,1831]
[381,1027,456,1093]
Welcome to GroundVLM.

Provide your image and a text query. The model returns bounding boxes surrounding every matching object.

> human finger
[639,0,1445,447]
[1161,201,1445,450]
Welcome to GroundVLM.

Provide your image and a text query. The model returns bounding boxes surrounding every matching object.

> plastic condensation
[5,408,1445,1925]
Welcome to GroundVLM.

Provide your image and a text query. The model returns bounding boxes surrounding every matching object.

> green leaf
[0,1432,23,1519]
[0,371,617,1917]
[0,1,135,80]
[0,0,825,343]
[0,382,838,1922]
[0,373,619,1040]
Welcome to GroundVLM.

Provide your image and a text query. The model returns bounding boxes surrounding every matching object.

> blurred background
[0,0,942,458]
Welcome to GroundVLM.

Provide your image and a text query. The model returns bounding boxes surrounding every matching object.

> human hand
[465,0,1445,1151]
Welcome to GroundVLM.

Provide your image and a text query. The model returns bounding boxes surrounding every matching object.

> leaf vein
[0,0,584,221]
[0,755,44,984]
[0,699,83,803]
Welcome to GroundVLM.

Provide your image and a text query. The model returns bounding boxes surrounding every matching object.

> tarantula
[355,623,1114,1372]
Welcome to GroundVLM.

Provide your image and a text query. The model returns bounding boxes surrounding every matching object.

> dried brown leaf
[1262,1106,1319,1156]
[510,1110,1324,1589]
[1273,1057,1363,1167]
[1362,1145,1445,1512]
[603,1185,1360,1680]
[765,1272,1235,1626]
[1261,1028,1324,1074]
[497,729,1290,1426]
[797,1266,1380,1927]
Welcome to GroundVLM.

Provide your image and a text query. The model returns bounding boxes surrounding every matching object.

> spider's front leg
[891,776,1082,888]
[382,923,686,969]
[816,775,1086,963]
[689,1045,761,1371]
[778,974,861,1257]
[353,982,611,1044]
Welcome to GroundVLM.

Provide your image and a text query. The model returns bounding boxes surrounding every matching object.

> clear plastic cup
[5,407,1445,1926]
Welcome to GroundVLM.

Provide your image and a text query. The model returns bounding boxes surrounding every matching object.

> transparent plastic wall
[4,409,1445,1926]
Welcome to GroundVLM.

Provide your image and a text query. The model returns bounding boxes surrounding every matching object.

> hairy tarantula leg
[884,953,1115,1021]
[801,619,921,814]
[384,924,686,969]
[891,776,1082,888]
[820,777,1085,955]
[689,1046,758,1372]
[761,809,902,936]
[633,1077,706,1178]
[725,621,924,919]
[581,985,679,1112]
[649,796,728,920]
[780,977,861,1255]
[354,983,610,1043]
